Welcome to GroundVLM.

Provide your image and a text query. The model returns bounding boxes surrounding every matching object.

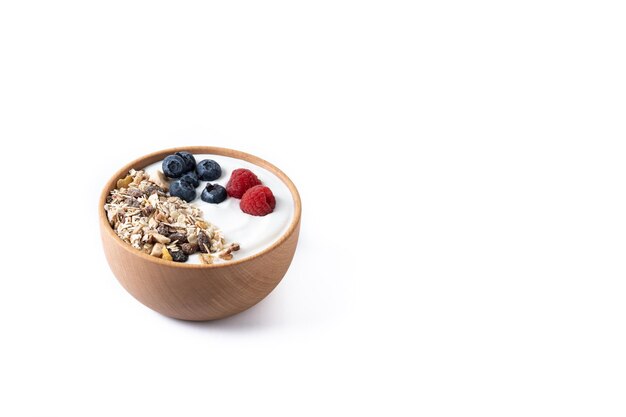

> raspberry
[240,185,276,216]
[226,168,262,198]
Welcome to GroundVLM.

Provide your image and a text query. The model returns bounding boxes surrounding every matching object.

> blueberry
[175,151,196,173]
[170,180,196,202]
[171,249,189,263]
[201,183,227,204]
[180,170,199,187]
[196,159,222,181]
[162,155,186,178]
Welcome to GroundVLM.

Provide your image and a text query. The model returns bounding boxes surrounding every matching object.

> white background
[1,1,625,416]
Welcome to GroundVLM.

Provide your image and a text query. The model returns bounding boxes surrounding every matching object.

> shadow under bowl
[99,146,301,321]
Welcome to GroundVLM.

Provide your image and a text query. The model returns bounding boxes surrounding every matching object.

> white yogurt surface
[143,154,295,264]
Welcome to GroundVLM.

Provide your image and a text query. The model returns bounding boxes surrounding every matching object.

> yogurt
[143,154,295,264]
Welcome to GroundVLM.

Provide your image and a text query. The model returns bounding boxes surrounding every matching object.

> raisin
[128,188,145,198]
[169,233,187,244]
[171,249,188,263]
[145,184,164,195]
[181,242,198,255]
[126,198,141,207]
[198,231,211,253]
[157,224,170,236]
[142,205,155,217]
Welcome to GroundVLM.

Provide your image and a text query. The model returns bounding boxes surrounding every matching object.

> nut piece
[150,243,164,257]
[162,247,173,261]
[187,233,198,245]
[199,253,213,264]
[150,170,170,191]
[117,175,133,189]
[152,233,171,244]
[142,243,154,254]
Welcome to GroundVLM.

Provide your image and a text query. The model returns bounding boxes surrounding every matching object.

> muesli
[104,169,239,263]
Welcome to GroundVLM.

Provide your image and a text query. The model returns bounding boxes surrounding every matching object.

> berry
[171,249,189,263]
[180,170,199,187]
[175,151,196,173]
[201,183,227,204]
[169,180,196,202]
[162,154,186,178]
[196,159,222,181]
[240,185,275,216]
[226,168,261,198]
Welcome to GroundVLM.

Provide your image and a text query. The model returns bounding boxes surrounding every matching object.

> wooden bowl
[99,146,301,321]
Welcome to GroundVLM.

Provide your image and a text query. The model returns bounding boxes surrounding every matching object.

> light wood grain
[99,146,301,321]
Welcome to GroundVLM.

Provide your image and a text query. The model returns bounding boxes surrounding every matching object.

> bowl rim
[99,146,302,269]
